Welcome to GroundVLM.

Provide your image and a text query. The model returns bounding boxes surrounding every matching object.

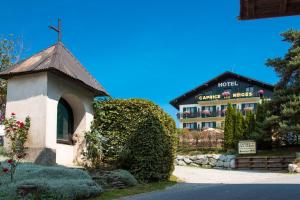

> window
[57,98,74,144]
[183,122,197,129]
[201,122,216,129]
[246,87,254,93]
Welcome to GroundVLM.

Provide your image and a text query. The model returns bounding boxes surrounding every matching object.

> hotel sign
[238,140,256,154]
[218,81,239,87]
[198,92,253,101]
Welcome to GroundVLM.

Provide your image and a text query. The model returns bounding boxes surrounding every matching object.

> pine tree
[265,30,300,142]
[234,110,244,146]
[243,111,255,139]
[224,103,235,149]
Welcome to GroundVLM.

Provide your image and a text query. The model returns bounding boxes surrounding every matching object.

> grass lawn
[91,176,178,200]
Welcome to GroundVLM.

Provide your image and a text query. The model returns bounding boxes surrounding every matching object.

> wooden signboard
[239,0,300,20]
[238,140,257,154]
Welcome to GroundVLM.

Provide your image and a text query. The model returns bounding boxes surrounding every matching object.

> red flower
[2,168,9,173]
[11,112,16,116]
[19,122,24,128]
[7,159,14,164]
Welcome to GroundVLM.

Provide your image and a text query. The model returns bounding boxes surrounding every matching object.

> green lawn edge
[91,176,179,200]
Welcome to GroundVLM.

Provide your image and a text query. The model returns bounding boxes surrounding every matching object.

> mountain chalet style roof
[170,71,274,109]
[239,0,300,20]
[0,42,108,96]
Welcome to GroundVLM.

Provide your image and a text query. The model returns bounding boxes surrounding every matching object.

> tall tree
[265,30,300,143]
[243,111,256,139]
[0,35,23,117]
[234,110,244,146]
[224,103,235,149]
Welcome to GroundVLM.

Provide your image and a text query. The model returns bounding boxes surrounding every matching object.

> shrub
[2,113,30,182]
[91,99,177,182]
[0,163,102,199]
[120,115,175,182]
[91,169,138,189]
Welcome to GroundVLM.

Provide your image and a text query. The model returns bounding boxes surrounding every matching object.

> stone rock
[296,167,300,173]
[212,154,221,160]
[216,160,224,167]
[190,163,199,167]
[219,155,226,161]
[230,159,235,169]
[202,157,209,165]
[194,159,204,165]
[176,155,184,160]
[183,157,192,164]
[226,155,236,162]
[177,160,187,166]
[223,161,230,168]
[190,156,198,161]
[202,165,212,169]
[196,155,205,160]
[209,158,217,166]
[288,164,298,173]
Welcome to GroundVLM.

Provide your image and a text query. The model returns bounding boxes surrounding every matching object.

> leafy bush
[0,163,102,199]
[91,99,177,182]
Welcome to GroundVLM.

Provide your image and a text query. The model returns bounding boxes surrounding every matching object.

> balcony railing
[177,108,255,119]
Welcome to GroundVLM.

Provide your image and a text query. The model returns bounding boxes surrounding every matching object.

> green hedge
[92,99,177,182]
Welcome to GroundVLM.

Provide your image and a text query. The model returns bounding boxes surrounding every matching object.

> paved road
[123,166,300,200]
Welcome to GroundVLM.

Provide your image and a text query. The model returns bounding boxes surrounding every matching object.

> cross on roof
[49,19,62,42]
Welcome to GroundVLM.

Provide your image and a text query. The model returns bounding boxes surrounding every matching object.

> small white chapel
[0,41,108,166]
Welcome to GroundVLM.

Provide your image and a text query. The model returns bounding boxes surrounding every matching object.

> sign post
[238,140,256,155]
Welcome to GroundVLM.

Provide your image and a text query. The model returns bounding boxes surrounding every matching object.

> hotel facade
[170,72,274,130]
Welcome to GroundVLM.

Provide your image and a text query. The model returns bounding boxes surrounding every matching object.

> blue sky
[1,0,300,123]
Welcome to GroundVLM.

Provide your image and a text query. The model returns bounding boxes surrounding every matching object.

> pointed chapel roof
[0,42,108,96]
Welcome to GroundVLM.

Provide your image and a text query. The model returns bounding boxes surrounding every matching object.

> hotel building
[170,71,274,130]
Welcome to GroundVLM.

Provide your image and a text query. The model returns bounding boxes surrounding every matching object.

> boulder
[196,155,206,160]
[177,160,187,166]
[223,161,230,168]
[209,158,217,166]
[202,157,209,165]
[226,155,236,162]
[183,157,192,164]
[212,154,221,160]
[216,160,224,167]
[194,159,204,165]
[230,159,235,169]
[176,155,184,160]
[288,164,298,173]
[190,163,199,167]
[190,156,198,161]
[219,155,226,161]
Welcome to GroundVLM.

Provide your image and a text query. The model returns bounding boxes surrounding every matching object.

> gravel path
[123,166,300,200]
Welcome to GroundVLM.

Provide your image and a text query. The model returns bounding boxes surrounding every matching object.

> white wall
[5,72,95,166]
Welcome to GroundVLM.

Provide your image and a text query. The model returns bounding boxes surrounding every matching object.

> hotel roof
[0,42,108,96]
[239,0,300,20]
[170,71,274,109]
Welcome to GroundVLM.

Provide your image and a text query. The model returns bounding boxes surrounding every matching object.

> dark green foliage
[252,102,272,149]
[224,104,235,149]
[234,111,244,145]
[92,99,177,182]
[243,111,256,139]
[265,30,300,142]
[83,129,104,168]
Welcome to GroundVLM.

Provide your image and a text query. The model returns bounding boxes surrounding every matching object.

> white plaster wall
[5,72,95,166]
[5,73,48,150]
[46,72,94,166]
